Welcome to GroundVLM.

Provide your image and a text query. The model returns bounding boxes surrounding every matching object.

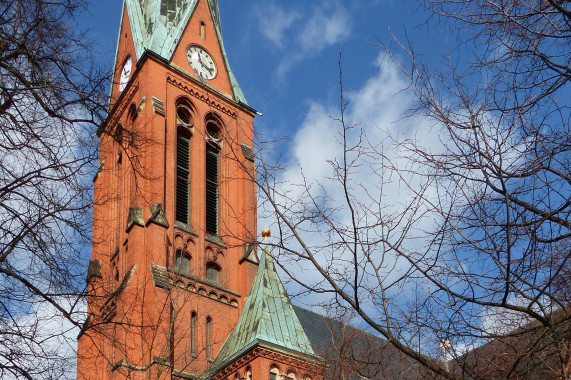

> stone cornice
[167,76,238,119]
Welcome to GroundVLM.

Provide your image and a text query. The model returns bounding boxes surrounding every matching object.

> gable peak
[121,0,247,104]
[209,248,318,374]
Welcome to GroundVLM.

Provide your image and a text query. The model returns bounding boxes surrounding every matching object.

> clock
[119,56,132,92]
[186,45,217,80]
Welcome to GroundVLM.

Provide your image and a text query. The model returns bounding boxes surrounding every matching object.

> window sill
[205,233,226,248]
[175,221,198,236]
[168,266,240,297]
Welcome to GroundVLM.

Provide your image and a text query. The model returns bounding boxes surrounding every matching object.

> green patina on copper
[209,249,318,374]
[121,0,247,104]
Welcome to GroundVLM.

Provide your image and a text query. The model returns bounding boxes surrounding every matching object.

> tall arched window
[176,104,193,225]
[191,311,197,357]
[206,316,212,361]
[205,119,221,235]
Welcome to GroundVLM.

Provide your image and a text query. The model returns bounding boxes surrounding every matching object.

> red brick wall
[77,1,257,378]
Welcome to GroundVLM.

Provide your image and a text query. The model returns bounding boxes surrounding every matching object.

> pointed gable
[210,250,317,372]
[121,0,246,103]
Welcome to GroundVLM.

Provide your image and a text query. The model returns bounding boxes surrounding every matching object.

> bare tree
[0,0,107,378]
[256,1,570,379]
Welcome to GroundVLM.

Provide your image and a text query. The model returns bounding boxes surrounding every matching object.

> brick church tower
[77,1,325,379]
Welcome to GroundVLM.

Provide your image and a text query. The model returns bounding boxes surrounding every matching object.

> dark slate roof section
[293,306,334,351]
[293,306,423,380]
[453,306,571,380]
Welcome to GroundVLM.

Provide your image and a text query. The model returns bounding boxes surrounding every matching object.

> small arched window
[115,124,124,145]
[175,249,191,272]
[269,365,280,380]
[112,260,119,283]
[129,104,138,123]
[206,261,220,283]
[200,21,206,40]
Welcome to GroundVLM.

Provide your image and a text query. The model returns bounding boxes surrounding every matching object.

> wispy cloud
[256,1,352,77]
[298,6,351,53]
[257,3,301,48]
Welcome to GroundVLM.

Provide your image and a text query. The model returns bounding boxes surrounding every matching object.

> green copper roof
[122,0,247,104]
[210,249,317,372]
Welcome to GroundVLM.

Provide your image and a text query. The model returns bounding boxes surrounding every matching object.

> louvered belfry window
[205,143,218,234]
[176,131,190,224]
[205,119,221,235]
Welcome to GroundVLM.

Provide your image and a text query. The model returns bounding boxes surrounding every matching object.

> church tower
[77,1,324,379]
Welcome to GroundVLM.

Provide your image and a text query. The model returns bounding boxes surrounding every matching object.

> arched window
[176,104,193,225]
[129,104,138,123]
[115,124,124,145]
[191,311,197,356]
[245,367,252,380]
[206,261,220,283]
[205,118,221,235]
[269,365,280,380]
[177,104,194,128]
[200,21,206,40]
[111,259,119,283]
[175,249,190,272]
[206,316,212,361]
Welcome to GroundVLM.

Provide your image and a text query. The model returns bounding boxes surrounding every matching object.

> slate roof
[293,306,422,379]
[294,305,570,379]
[454,306,571,379]
[121,0,247,104]
[209,250,318,374]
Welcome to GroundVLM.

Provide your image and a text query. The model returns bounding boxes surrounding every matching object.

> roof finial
[261,223,271,241]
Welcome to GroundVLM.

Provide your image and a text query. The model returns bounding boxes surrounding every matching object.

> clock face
[119,56,132,92]
[186,45,217,80]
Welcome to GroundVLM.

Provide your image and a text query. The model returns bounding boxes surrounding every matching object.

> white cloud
[257,3,301,48]
[298,6,351,53]
[261,56,445,307]
[256,1,352,77]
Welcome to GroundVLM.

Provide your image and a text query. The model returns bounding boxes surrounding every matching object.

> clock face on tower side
[186,45,217,80]
[119,56,132,92]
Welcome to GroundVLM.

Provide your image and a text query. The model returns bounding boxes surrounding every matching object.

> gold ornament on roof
[261,225,271,240]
